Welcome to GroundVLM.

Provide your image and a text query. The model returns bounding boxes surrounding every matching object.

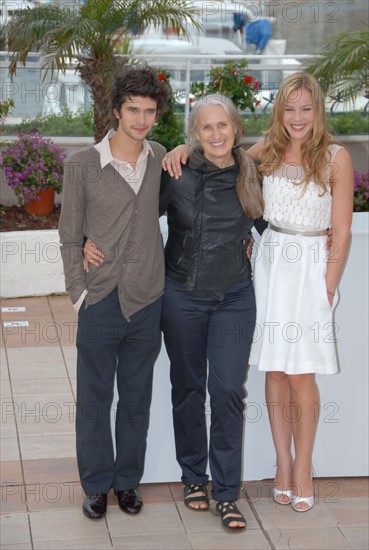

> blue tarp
[233,13,245,31]
[246,19,272,50]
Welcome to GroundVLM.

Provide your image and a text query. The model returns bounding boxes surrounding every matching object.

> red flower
[244,75,253,84]
[158,73,167,81]
[255,100,261,106]
[253,80,260,89]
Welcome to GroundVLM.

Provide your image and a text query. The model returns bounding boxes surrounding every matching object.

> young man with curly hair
[59,64,170,519]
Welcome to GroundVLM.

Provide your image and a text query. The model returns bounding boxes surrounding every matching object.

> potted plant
[353,169,369,216]
[148,70,186,151]
[0,131,65,216]
[191,60,261,112]
[346,168,369,241]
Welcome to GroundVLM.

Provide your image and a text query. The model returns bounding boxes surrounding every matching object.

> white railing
[140,53,312,129]
[4,52,366,130]
[0,51,314,130]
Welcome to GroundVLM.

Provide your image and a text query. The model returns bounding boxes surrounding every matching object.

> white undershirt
[95,129,154,194]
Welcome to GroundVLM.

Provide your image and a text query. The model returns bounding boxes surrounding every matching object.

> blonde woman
[164,73,353,513]
[246,73,353,512]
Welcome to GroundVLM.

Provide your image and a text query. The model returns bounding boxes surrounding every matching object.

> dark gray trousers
[76,287,162,494]
[161,276,255,501]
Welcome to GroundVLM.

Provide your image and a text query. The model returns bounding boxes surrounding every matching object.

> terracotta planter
[24,189,55,216]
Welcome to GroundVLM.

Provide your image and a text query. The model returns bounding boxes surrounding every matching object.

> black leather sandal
[215,501,247,530]
[184,483,209,511]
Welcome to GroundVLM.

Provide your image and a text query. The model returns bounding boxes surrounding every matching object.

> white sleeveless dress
[249,145,342,375]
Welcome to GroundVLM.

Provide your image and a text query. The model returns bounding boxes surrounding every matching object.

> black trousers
[76,287,162,494]
[161,276,256,501]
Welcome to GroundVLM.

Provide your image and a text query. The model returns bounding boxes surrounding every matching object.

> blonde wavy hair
[259,72,337,194]
[188,93,264,219]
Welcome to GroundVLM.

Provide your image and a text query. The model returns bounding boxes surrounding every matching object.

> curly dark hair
[110,64,171,129]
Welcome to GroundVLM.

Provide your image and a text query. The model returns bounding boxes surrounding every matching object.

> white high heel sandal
[291,494,314,512]
[273,488,293,505]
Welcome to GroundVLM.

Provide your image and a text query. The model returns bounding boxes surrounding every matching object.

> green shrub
[149,113,185,152]
[243,114,270,137]
[242,111,368,136]
[4,108,94,136]
[3,105,368,139]
[327,111,369,136]
[0,98,15,120]
[148,70,186,151]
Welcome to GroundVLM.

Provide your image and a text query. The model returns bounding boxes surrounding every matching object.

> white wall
[143,213,369,481]
[0,230,65,298]
[1,215,368,480]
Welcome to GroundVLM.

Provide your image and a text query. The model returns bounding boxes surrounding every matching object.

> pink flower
[0,132,65,206]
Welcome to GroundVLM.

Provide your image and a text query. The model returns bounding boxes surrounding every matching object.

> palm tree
[305,26,369,111]
[5,0,201,141]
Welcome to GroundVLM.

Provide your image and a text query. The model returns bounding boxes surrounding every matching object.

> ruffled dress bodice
[262,169,332,232]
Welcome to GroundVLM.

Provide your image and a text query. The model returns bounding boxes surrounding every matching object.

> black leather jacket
[159,148,266,298]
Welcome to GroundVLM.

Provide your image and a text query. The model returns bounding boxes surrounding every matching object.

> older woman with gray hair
[160,93,265,530]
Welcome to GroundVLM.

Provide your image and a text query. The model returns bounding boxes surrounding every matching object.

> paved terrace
[1,296,368,549]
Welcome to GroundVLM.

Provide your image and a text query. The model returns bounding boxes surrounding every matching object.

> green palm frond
[120,0,202,38]
[305,26,369,106]
[6,0,201,74]
[4,0,202,141]
[6,5,67,73]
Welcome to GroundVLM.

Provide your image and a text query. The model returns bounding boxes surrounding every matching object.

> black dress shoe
[83,493,107,519]
[115,488,143,515]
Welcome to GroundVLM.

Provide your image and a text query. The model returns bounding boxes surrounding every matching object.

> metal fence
[1,51,312,131]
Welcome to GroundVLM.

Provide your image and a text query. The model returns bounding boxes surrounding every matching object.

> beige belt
[268,223,329,237]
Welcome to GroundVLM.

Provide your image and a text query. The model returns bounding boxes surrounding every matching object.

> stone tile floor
[1,296,368,549]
